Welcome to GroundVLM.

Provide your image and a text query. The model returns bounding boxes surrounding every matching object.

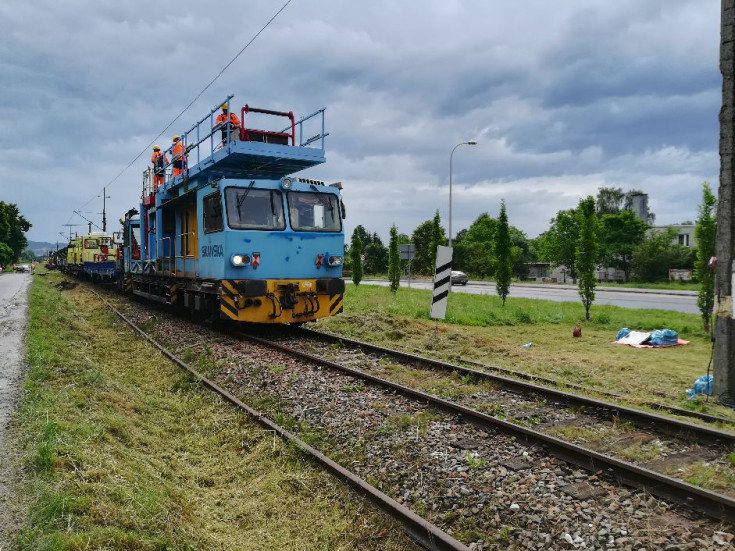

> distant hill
[27,240,58,256]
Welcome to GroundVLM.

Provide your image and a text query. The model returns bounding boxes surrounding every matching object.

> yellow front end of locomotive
[220,279,344,323]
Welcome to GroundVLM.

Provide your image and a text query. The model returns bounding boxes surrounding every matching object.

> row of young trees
[536,185,715,285]
[347,202,517,304]
[532,183,716,323]
[345,208,535,282]
[344,183,717,325]
[0,202,31,267]
[346,186,692,286]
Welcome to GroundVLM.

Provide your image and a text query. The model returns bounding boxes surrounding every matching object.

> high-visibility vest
[216,112,241,127]
[173,141,186,168]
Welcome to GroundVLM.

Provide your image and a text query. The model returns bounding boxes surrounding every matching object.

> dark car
[451,270,468,285]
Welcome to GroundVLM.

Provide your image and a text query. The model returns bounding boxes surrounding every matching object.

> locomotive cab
[128,97,345,323]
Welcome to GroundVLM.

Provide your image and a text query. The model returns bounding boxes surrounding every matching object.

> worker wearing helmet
[215,102,241,146]
[172,135,187,178]
[151,145,168,189]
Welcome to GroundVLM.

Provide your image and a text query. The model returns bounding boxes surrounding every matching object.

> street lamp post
[448,140,477,248]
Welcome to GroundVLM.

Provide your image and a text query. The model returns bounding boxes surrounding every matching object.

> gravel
[112,298,735,550]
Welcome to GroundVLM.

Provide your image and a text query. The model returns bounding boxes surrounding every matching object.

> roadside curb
[358,279,698,297]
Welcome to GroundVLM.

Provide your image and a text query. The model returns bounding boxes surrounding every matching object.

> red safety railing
[240,105,295,146]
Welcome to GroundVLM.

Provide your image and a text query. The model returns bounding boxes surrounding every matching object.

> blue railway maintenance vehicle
[119,96,346,323]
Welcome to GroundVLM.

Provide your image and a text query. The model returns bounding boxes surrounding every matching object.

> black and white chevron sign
[430,245,453,319]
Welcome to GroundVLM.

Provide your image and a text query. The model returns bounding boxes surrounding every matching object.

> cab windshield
[225,187,285,230]
[287,191,341,232]
[84,238,99,249]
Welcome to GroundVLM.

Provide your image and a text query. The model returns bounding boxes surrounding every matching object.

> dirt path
[0,272,31,548]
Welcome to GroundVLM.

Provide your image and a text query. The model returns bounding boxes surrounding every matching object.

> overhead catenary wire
[65,0,295,230]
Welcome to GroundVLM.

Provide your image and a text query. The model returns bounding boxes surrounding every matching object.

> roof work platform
[146,97,329,200]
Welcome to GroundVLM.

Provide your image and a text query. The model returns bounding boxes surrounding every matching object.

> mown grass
[317,283,735,423]
[4,273,419,550]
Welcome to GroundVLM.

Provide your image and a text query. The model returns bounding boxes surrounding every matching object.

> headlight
[327,255,343,266]
[281,177,292,189]
[231,254,251,267]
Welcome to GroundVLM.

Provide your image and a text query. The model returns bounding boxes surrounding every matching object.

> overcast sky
[0,0,720,246]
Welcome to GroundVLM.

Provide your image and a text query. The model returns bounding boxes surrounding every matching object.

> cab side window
[203,192,224,233]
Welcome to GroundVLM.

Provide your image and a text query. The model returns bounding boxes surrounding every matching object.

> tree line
[346,185,713,285]
[345,183,717,325]
[0,202,31,267]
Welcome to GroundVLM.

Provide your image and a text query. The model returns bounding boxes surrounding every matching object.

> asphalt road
[357,279,699,314]
[0,272,31,545]
[0,272,31,449]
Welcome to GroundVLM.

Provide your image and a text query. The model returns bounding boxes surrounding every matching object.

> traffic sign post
[399,244,415,288]
[430,246,453,338]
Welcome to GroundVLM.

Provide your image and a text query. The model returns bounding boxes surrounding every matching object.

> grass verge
[317,283,734,422]
[5,272,418,550]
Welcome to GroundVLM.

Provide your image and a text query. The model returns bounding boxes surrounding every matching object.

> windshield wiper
[270,191,277,217]
[236,180,256,220]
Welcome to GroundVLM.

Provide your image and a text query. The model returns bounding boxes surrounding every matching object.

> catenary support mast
[716,0,735,400]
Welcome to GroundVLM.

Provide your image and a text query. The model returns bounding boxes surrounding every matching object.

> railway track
[94,291,469,551]
[93,288,735,548]
[240,329,735,525]
[288,327,735,445]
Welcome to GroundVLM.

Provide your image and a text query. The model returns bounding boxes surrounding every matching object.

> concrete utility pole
[716,0,735,401]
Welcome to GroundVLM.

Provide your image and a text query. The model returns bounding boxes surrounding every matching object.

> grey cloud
[0,0,720,246]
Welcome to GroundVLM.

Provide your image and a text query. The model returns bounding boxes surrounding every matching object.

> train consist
[52,233,119,281]
[50,96,345,324]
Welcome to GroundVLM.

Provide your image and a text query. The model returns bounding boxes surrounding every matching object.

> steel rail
[459,357,731,425]
[92,292,469,551]
[294,327,735,446]
[240,331,735,524]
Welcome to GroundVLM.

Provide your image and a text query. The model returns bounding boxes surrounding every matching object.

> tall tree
[695,182,717,331]
[453,214,497,277]
[494,200,512,305]
[537,208,581,282]
[429,210,445,269]
[595,186,625,216]
[349,229,363,286]
[352,225,371,246]
[595,187,656,224]
[363,241,388,274]
[0,202,31,263]
[411,220,435,275]
[0,243,13,268]
[576,197,599,321]
[510,227,534,279]
[631,229,694,282]
[598,210,649,281]
[388,224,400,293]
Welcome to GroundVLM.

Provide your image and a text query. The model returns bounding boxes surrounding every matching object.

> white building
[651,224,696,248]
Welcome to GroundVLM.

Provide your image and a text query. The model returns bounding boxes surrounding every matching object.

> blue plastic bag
[616,328,631,341]
[686,375,713,399]
[648,329,678,346]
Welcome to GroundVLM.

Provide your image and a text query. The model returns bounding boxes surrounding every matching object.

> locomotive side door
[180,204,198,276]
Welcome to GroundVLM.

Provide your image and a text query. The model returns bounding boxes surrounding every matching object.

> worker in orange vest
[172,135,186,178]
[151,145,167,189]
[215,102,241,146]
